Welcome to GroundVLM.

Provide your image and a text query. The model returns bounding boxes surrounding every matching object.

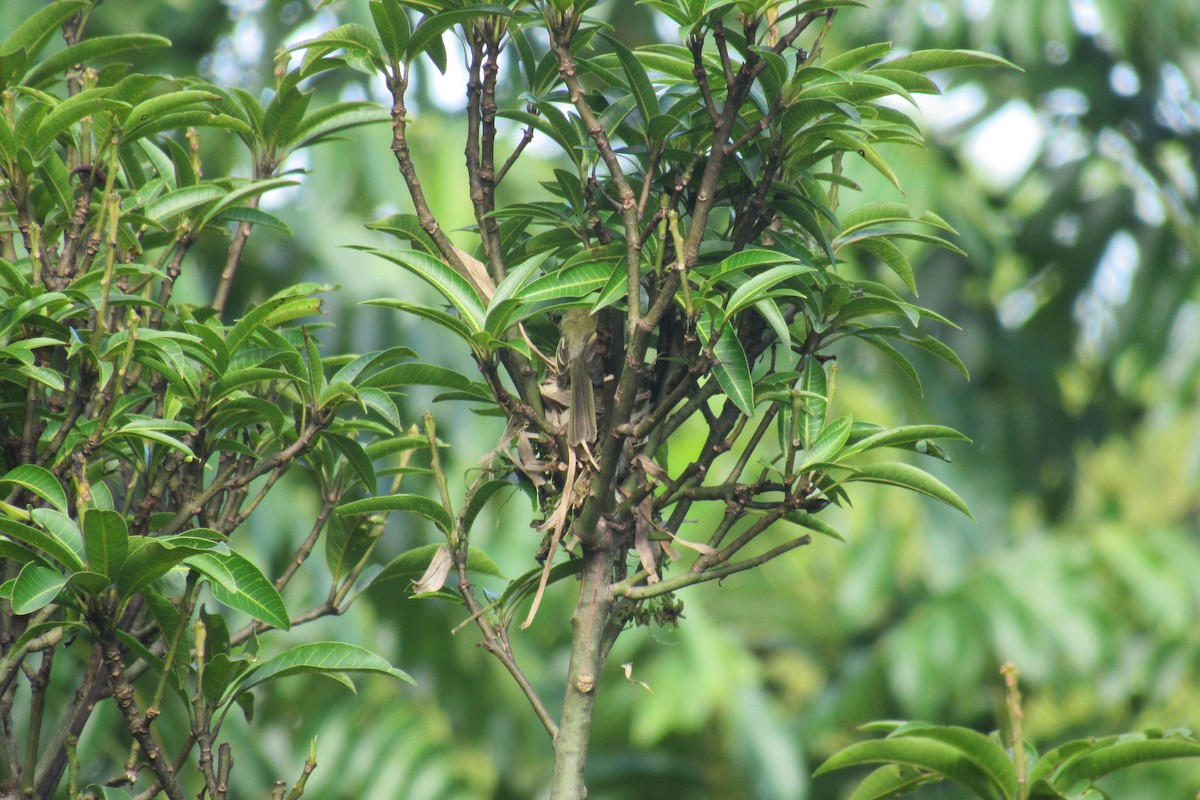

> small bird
[556,308,602,446]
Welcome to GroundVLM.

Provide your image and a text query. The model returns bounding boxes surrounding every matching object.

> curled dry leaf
[634,498,661,584]
[411,544,453,595]
[622,662,652,693]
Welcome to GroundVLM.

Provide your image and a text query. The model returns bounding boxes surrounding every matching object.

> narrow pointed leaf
[723,263,811,321]
[893,724,1018,797]
[230,641,413,704]
[799,414,853,470]
[879,49,1022,74]
[25,35,171,88]
[842,425,970,458]
[815,737,1007,800]
[846,462,973,519]
[846,764,941,800]
[337,493,453,534]
[372,543,504,587]
[1052,735,1200,788]
[356,248,485,332]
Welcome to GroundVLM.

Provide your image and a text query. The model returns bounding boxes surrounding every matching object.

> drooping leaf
[229,641,414,705]
[814,736,1008,800]
[892,724,1018,798]
[24,35,171,88]
[355,247,486,332]
[845,462,973,519]
[337,493,453,535]
[1049,733,1200,789]
[372,543,504,587]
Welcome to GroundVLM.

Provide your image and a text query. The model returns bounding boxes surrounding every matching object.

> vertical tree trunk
[549,542,616,800]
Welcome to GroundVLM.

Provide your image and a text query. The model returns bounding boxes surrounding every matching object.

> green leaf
[0,465,67,513]
[116,536,216,596]
[893,724,1018,798]
[696,315,754,416]
[337,493,453,535]
[854,238,916,295]
[862,334,922,394]
[83,510,128,579]
[289,23,383,67]
[198,177,300,227]
[230,641,413,704]
[724,263,811,321]
[364,299,478,349]
[0,1,89,64]
[356,248,485,332]
[798,357,828,449]
[142,184,227,222]
[845,764,941,800]
[0,515,84,572]
[463,479,528,534]
[405,6,512,67]
[498,559,585,619]
[705,249,797,283]
[601,35,659,135]
[372,543,504,586]
[11,563,67,614]
[879,49,1022,74]
[845,462,973,519]
[31,88,129,154]
[364,213,439,255]
[841,425,970,459]
[125,90,221,131]
[485,250,554,330]
[185,551,238,593]
[784,511,845,542]
[359,363,472,392]
[903,334,970,380]
[516,263,615,307]
[823,43,892,72]
[369,0,411,61]
[211,206,293,235]
[25,35,172,89]
[815,737,1007,800]
[1050,734,1200,788]
[206,550,290,630]
[799,414,853,470]
[754,298,792,352]
[286,101,389,151]
[325,431,377,491]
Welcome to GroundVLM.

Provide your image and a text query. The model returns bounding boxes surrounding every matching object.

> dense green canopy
[0,0,1196,797]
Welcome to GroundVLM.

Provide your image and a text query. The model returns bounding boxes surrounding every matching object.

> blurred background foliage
[6,0,1197,796]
